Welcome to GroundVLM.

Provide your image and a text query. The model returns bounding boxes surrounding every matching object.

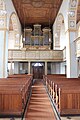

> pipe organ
[23,24,51,50]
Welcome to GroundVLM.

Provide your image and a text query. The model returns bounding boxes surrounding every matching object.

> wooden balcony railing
[8,49,63,62]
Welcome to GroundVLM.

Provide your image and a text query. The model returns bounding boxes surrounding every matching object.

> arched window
[54,14,65,50]
[8,13,20,49]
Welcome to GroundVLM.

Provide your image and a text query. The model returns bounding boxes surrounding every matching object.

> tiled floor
[25,80,56,120]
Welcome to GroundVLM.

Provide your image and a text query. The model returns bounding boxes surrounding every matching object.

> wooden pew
[58,86,80,115]
[43,75,80,115]
[0,86,24,116]
[0,74,33,117]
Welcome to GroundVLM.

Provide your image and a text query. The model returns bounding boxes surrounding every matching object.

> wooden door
[33,66,43,79]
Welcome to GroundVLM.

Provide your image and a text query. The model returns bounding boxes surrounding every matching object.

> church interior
[0,0,80,119]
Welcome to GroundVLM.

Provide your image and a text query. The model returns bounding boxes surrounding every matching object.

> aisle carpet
[25,80,56,120]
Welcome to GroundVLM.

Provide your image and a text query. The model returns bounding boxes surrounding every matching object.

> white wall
[60,22,66,50]
[19,63,28,74]
[56,63,61,74]
[51,62,66,74]
[79,60,80,76]
[53,0,78,78]
[53,0,69,50]
[4,0,22,49]
[0,31,5,77]
[77,59,79,77]
[23,63,28,74]
[8,31,15,49]
[51,62,60,74]
[60,62,66,74]
[57,0,69,31]
[76,21,80,38]
[4,0,21,30]
[0,0,22,77]
[14,62,19,74]
[47,63,51,74]
[51,63,56,74]
[8,62,14,75]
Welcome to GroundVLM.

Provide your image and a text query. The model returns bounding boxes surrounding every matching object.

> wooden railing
[8,49,63,61]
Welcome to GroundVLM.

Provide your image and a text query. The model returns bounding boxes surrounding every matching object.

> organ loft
[23,24,52,50]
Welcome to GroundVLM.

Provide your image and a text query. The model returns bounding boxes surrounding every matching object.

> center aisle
[25,80,56,120]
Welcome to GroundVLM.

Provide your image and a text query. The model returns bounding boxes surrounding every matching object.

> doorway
[32,63,44,79]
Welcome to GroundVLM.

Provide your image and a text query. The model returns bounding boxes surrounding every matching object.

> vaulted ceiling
[12,0,63,28]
